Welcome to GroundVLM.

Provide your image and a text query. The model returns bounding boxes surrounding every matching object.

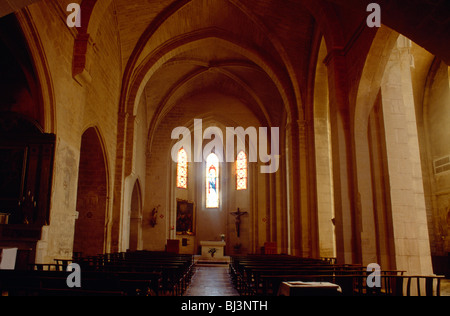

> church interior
[0,0,449,297]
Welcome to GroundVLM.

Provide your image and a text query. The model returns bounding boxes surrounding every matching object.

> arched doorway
[129,180,142,251]
[73,127,108,257]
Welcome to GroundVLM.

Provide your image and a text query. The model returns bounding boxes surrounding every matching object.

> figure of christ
[230,208,248,238]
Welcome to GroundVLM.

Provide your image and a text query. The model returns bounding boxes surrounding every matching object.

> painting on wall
[176,199,195,235]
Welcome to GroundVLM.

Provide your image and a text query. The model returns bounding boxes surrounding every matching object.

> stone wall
[24,1,122,263]
[143,92,268,255]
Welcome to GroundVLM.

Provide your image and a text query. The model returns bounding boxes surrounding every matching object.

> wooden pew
[1,251,194,296]
[229,254,423,296]
[77,251,194,296]
[230,254,339,295]
[235,270,443,296]
[259,273,412,296]
[231,260,357,295]
[0,270,161,296]
[405,275,445,296]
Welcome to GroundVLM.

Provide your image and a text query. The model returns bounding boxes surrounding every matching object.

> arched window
[236,151,248,190]
[177,148,188,189]
[206,153,219,208]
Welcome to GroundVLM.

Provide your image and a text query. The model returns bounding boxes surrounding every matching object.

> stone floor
[184,265,240,296]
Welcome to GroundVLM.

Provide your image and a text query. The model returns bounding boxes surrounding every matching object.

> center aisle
[184,265,240,296]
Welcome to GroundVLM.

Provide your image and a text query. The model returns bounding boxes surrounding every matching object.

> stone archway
[73,127,108,257]
[129,180,143,252]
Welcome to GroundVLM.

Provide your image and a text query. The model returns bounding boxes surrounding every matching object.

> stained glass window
[236,151,248,190]
[177,148,188,189]
[206,153,219,208]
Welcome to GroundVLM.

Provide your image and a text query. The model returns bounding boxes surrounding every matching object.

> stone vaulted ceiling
[115,0,317,132]
[1,0,449,133]
[112,0,450,136]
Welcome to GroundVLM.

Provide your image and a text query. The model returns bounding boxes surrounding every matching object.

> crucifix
[230,208,248,238]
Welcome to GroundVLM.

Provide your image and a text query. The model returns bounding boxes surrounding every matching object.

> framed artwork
[176,199,195,235]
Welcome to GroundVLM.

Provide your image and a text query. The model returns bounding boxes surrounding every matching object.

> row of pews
[0,251,194,296]
[230,254,445,296]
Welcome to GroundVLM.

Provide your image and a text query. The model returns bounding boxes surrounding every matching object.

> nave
[1,0,449,296]
[184,265,239,297]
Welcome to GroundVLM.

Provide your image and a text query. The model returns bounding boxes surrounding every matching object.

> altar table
[200,241,226,259]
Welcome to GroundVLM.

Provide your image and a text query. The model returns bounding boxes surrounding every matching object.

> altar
[199,241,228,262]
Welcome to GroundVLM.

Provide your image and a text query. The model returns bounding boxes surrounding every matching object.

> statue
[150,205,160,228]
[230,208,248,238]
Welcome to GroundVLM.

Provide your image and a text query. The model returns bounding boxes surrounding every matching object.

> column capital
[396,35,412,50]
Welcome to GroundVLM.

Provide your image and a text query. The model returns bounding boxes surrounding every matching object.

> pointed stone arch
[354,27,434,275]
[73,127,109,257]
[129,179,143,252]
[1,11,56,134]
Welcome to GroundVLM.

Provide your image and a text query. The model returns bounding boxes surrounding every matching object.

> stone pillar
[285,121,302,256]
[314,101,336,259]
[283,117,317,258]
[36,140,79,263]
[380,36,433,275]
[251,162,259,254]
[276,143,289,254]
[325,50,360,264]
[120,115,137,251]
[298,119,314,257]
[110,112,131,253]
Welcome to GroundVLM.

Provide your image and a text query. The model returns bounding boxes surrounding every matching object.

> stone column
[298,119,315,257]
[324,50,361,264]
[276,141,289,254]
[380,36,433,275]
[285,121,302,256]
[110,112,133,253]
[314,101,336,259]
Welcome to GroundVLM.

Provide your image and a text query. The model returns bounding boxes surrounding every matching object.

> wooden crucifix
[230,208,248,238]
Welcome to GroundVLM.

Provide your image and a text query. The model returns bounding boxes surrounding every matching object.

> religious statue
[150,205,160,228]
[230,208,248,238]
